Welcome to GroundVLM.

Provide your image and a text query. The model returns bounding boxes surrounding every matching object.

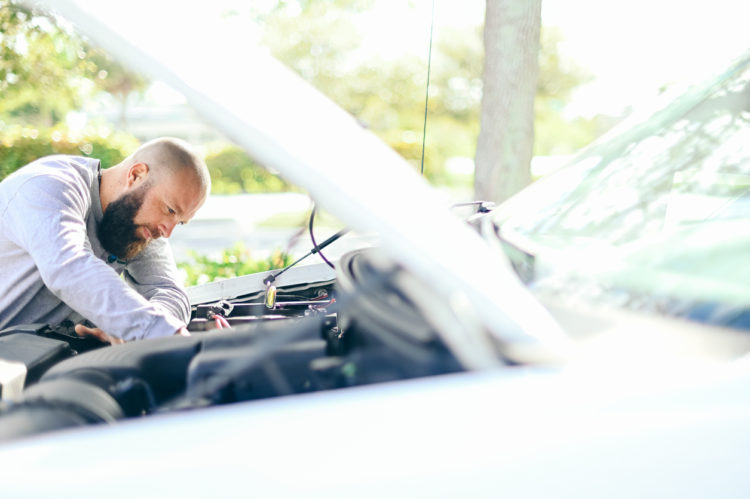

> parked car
[1,2,750,497]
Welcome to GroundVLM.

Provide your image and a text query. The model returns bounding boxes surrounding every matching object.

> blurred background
[2,0,749,284]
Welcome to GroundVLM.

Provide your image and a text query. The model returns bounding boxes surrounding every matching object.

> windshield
[499,51,750,330]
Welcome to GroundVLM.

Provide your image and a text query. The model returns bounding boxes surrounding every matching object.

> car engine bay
[0,248,482,442]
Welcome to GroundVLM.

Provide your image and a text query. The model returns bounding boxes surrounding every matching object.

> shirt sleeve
[2,174,185,341]
[122,238,191,325]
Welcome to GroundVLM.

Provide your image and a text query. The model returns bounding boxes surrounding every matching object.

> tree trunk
[474,0,541,204]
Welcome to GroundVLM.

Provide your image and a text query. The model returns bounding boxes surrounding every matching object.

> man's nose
[159,220,178,238]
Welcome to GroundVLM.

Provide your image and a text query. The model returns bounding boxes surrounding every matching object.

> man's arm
[121,237,191,325]
[76,238,191,344]
[3,174,184,341]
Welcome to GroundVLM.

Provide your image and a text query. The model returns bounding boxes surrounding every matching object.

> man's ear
[127,162,150,187]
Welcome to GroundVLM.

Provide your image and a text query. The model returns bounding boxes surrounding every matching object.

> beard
[97,183,153,261]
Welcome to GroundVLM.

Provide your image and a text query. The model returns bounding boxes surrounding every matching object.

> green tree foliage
[258,0,453,180]
[0,0,146,127]
[178,244,292,286]
[205,146,292,194]
[1,0,286,195]
[0,124,294,193]
[3,0,599,187]
[0,125,139,179]
[1,1,83,125]
[254,2,597,183]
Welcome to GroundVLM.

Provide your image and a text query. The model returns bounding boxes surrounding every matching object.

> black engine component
[336,250,463,380]
[0,333,74,389]
[0,367,146,441]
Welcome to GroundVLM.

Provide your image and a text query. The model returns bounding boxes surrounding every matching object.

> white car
[1,2,750,497]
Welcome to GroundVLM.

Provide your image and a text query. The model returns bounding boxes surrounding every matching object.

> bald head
[127,137,211,196]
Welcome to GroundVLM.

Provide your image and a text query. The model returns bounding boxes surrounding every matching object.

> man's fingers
[74,324,125,344]
[74,323,102,339]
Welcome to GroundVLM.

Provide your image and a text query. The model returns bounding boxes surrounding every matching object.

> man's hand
[75,324,190,343]
[74,323,125,344]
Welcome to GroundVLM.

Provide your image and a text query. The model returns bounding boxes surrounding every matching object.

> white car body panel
[2,362,750,498]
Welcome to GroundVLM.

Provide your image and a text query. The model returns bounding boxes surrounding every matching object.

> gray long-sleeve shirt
[0,155,190,340]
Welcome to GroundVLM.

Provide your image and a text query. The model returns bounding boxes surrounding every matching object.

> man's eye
[168,208,176,215]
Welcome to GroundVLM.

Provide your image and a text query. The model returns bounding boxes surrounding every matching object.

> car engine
[0,249,479,442]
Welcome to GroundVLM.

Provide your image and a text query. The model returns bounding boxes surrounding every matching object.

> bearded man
[0,137,210,342]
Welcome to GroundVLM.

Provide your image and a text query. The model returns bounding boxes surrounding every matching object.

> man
[0,137,210,342]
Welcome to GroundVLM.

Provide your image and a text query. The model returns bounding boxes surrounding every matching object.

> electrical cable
[309,204,336,269]
[420,0,436,176]
[264,206,348,285]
